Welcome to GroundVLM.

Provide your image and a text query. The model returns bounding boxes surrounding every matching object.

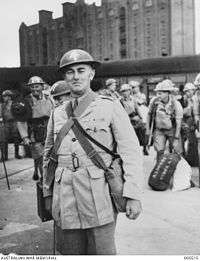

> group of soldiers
[1,48,200,255]
[101,75,200,165]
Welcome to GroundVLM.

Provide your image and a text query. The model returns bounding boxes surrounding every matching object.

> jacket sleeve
[43,111,54,197]
[17,121,28,139]
[111,101,144,201]
[43,111,54,167]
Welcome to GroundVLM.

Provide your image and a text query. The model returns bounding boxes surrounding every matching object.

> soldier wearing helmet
[50,80,71,107]
[179,83,197,158]
[43,49,143,255]
[129,80,146,105]
[1,90,22,161]
[120,83,148,155]
[104,78,121,99]
[146,79,183,161]
[182,83,196,117]
[192,75,200,141]
[16,76,53,180]
[119,83,141,122]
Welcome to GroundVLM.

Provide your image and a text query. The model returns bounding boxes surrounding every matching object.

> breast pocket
[84,120,111,146]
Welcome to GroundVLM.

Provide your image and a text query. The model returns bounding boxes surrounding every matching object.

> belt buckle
[72,153,80,172]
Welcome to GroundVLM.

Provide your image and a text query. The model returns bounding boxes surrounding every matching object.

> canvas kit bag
[148,152,181,191]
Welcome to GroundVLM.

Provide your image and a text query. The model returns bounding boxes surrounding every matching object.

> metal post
[1,147,10,190]
[53,221,56,255]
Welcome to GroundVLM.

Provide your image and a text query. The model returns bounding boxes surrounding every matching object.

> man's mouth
[73,82,81,84]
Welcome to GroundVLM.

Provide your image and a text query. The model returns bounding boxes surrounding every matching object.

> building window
[132,1,139,10]
[108,9,114,16]
[98,11,103,19]
[145,0,152,7]
[42,28,48,65]
[119,7,127,59]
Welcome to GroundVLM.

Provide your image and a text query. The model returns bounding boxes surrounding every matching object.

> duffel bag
[148,152,181,191]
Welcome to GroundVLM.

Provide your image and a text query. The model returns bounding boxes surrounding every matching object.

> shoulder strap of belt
[66,102,118,173]
[52,91,97,154]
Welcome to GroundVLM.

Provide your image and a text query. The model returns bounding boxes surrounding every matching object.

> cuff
[123,181,143,201]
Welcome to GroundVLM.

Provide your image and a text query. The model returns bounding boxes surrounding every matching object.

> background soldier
[43,49,143,255]
[50,80,71,107]
[129,80,147,105]
[120,84,148,155]
[146,79,183,162]
[16,76,53,180]
[1,90,22,161]
[104,78,121,99]
[181,83,197,164]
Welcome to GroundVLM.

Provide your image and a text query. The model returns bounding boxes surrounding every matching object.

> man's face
[2,95,10,102]
[121,90,131,99]
[64,64,94,96]
[30,83,43,98]
[132,86,139,94]
[108,82,117,92]
[185,89,194,98]
[156,91,169,102]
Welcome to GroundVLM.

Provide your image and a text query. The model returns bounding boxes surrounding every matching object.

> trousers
[55,221,117,255]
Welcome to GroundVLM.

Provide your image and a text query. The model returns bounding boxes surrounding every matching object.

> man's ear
[89,69,95,81]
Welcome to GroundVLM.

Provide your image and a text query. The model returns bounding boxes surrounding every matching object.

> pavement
[0,145,200,255]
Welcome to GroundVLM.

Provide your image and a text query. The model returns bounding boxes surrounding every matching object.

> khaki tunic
[43,94,143,229]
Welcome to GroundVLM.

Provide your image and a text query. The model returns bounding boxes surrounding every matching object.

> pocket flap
[87,166,105,179]
[55,167,64,183]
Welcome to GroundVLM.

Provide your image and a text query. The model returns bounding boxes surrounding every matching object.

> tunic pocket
[86,166,114,223]
[52,167,64,223]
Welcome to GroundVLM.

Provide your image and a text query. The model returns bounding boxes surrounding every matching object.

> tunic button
[72,138,76,142]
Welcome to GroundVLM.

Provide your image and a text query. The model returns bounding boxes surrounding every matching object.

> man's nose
[73,71,79,80]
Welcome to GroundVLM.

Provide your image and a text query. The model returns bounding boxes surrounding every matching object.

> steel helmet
[120,84,131,92]
[50,81,71,97]
[59,49,101,71]
[2,90,13,97]
[105,78,117,87]
[129,80,140,88]
[194,73,200,86]
[154,79,174,92]
[183,82,196,92]
[27,76,45,86]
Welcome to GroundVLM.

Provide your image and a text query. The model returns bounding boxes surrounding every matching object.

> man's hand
[195,130,200,139]
[173,138,179,152]
[23,137,31,146]
[126,199,142,220]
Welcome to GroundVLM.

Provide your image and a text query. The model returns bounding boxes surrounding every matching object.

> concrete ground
[0,145,200,255]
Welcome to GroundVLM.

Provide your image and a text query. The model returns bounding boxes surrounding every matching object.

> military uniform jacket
[43,93,143,229]
[120,96,137,116]
[17,93,53,140]
[149,96,183,130]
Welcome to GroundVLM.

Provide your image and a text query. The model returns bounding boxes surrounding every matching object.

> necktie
[73,98,78,111]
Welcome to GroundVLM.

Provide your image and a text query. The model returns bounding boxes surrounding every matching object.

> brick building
[19,0,195,66]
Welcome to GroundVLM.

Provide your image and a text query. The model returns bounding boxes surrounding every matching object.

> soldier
[16,76,53,180]
[146,79,183,162]
[181,83,197,162]
[1,90,22,161]
[129,80,146,105]
[104,78,121,99]
[119,84,148,155]
[192,74,200,164]
[50,80,71,107]
[43,49,143,255]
